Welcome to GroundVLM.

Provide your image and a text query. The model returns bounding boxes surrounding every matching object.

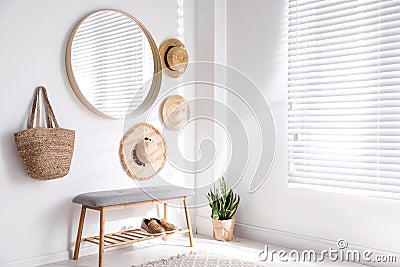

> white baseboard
[234,222,400,267]
[195,215,213,237]
[0,251,69,267]
[0,243,123,267]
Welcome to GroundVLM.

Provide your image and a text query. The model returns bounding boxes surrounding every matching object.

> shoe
[141,218,165,235]
[151,218,179,232]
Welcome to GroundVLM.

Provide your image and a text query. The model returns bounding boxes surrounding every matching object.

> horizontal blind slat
[288,0,400,198]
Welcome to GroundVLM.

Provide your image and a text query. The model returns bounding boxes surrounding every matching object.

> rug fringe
[133,251,199,267]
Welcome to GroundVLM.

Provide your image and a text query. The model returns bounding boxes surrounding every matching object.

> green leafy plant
[206,177,240,220]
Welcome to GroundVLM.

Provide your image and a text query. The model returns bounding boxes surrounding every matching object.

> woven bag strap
[29,89,39,128]
[28,86,59,128]
[40,86,59,128]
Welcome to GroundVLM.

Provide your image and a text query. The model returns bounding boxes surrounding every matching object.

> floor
[43,234,365,267]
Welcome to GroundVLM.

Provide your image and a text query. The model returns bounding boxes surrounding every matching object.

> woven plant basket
[14,86,75,180]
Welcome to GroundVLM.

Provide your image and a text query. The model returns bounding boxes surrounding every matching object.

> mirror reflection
[67,10,158,118]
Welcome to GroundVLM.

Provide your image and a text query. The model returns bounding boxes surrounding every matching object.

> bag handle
[28,86,59,129]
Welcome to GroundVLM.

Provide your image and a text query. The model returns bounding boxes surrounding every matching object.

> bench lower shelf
[82,228,189,249]
[74,196,194,267]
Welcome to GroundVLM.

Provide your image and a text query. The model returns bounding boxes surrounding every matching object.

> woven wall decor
[14,86,75,180]
[162,95,190,131]
[120,123,166,180]
[159,38,189,78]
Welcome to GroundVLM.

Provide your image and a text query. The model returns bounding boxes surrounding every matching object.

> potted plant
[206,177,240,241]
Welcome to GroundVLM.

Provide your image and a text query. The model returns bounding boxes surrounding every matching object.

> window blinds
[288,0,400,198]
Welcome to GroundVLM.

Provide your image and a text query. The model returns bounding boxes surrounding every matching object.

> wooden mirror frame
[66,9,162,119]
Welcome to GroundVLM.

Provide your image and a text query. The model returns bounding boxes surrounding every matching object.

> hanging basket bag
[14,86,75,180]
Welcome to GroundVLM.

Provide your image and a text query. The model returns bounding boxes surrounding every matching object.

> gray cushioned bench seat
[72,185,194,207]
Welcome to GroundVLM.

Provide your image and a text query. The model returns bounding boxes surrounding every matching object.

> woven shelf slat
[86,239,100,245]
[120,231,144,239]
[93,236,114,244]
[117,233,136,241]
[127,229,151,237]
[105,235,127,243]
[83,228,189,250]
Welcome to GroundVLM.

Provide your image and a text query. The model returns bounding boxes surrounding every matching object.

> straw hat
[120,123,166,180]
[162,95,190,131]
[159,38,189,78]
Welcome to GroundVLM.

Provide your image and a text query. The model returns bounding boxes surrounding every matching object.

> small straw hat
[120,123,166,180]
[159,38,189,78]
[162,95,190,131]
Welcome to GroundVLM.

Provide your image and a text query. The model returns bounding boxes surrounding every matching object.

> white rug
[134,251,265,267]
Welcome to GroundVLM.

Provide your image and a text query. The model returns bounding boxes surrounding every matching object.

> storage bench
[72,185,195,267]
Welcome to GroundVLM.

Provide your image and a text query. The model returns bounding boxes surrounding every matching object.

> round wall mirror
[66,10,162,119]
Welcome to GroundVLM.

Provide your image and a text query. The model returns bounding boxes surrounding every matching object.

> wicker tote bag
[14,86,75,180]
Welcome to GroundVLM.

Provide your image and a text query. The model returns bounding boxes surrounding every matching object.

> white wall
[0,0,195,265]
[227,0,400,255]
[193,0,232,236]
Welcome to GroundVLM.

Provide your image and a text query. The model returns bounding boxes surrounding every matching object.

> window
[288,0,400,198]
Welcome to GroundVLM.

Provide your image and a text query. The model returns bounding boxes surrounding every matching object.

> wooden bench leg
[162,202,168,241]
[73,206,86,260]
[99,207,105,267]
[183,196,194,247]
